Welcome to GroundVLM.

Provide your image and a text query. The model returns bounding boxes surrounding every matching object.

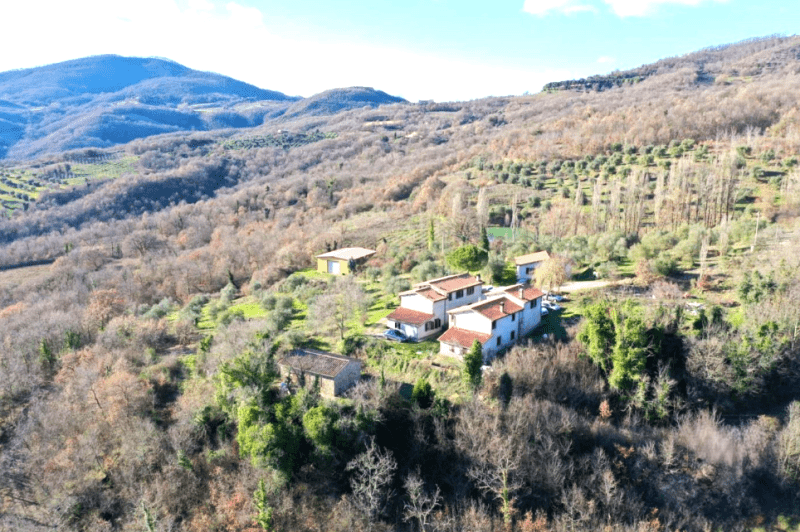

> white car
[541,307,549,316]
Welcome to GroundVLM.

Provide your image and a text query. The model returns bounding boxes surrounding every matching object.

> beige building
[316,247,376,275]
[278,348,361,397]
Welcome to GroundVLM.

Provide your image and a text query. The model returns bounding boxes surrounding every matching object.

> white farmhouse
[514,251,550,284]
[385,273,483,341]
[438,284,544,361]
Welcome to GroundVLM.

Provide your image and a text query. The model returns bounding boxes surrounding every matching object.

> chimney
[519,287,524,299]
[476,273,481,283]
[500,299,505,313]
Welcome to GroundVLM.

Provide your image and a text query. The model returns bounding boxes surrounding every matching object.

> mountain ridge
[0,55,407,160]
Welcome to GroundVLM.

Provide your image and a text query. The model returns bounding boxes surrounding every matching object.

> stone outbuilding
[278,348,361,397]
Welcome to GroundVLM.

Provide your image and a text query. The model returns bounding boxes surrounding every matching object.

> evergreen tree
[463,340,483,389]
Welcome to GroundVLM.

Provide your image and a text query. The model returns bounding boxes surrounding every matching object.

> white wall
[400,293,434,315]
[451,311,491,334]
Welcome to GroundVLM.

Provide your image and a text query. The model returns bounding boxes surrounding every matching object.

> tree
[346,438,397,523]
[463,340,483,389]
[403,470,441,532]
[534,256,569,292]
[309,277,370,339]
[446,244,487,271]
[411,378,434,408]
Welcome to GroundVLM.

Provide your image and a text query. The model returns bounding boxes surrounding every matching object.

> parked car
[383,329,409,342]
[540,307,550,316]
[546,293,565,302]
[546,302,562,312]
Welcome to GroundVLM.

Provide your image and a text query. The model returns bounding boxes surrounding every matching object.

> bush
[411,378,435,408]
[384,276,411,295]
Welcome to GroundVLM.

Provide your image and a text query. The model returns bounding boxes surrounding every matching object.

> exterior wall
[317,258,350,275]
[518,298,542,336]
[451,312,492,335]
[440,342,466,359]
[443,286,483,325]
[416,323,440,340]
[333,360,361,396]
[400,293,435,315]
[394,322,419,340]
[516,262,542,283]
[484,313,519,359]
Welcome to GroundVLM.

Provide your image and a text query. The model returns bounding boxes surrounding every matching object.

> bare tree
[403,469,441,532]
[346,437,398,525]
[309,276,370,339]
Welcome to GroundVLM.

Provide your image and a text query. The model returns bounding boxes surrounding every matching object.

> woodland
[2,35,800,531]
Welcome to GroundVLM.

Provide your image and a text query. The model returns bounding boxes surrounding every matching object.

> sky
[1,0,798,102]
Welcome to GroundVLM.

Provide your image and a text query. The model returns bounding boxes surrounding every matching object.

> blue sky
[2,0,798,101]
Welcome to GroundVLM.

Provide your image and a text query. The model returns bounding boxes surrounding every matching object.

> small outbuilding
[316,247,376,275]
[278,348,361,397]
[514,251,550,284]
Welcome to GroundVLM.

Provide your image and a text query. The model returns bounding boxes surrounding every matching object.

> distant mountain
[282,87,407,119]
[0,56,407,160]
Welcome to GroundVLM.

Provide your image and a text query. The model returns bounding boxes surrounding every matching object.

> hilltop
[0,55,407,160]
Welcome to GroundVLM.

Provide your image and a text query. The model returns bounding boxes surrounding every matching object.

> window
[511,313,515,322]
[448,293,452,301]
[530,301,535,309]
[455,289,464,299]
[434,318,441,328]
[497,336,502,346]
[526,267,532,274]
[467,286,474,295]
[425,322,431,331]
[492,321,496,330]
[511,331,515,340]
[395,322,401,330]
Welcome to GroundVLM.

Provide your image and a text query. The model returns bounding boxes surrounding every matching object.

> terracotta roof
[316,247,376,261]
[474,297,523,320]
[514,251,550,266]
[413,273,482,294]
[279,349,358,379]
[386,307,435,325]
[439,328,492,349]
[503,285,545,301]
[415,287,447,302]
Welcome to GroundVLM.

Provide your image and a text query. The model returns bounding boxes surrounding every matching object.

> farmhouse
[278,348,361,397]
[316,247,376,275]
[386,273,483,341]
[438,284,543,361]
[514,251,550,284]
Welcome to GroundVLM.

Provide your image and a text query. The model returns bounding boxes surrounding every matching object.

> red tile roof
[474,297,524,320]
[430,273,482,293]
[504,286,545,301]
[386,307,435,326]
[416,288,447,302]
[438,328,492,349]
[514,251,550,266]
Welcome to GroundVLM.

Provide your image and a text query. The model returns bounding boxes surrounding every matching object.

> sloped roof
[428,273,482,293]
[438,328,492,349]
[316,247,376,261]
[279,348,359,379]
[386,307,435,325]
[514,251,550,266]
[502,285,545,302]
[400,287,446,302]
[473,297,524,320]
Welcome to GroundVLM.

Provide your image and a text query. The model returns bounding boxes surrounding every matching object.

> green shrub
[411,378,435,408]
[446,244,487,271]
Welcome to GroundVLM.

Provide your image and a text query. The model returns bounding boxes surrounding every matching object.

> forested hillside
[2,35,800,532]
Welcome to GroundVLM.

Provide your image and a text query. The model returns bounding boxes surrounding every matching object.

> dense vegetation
[2,35,800,531]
